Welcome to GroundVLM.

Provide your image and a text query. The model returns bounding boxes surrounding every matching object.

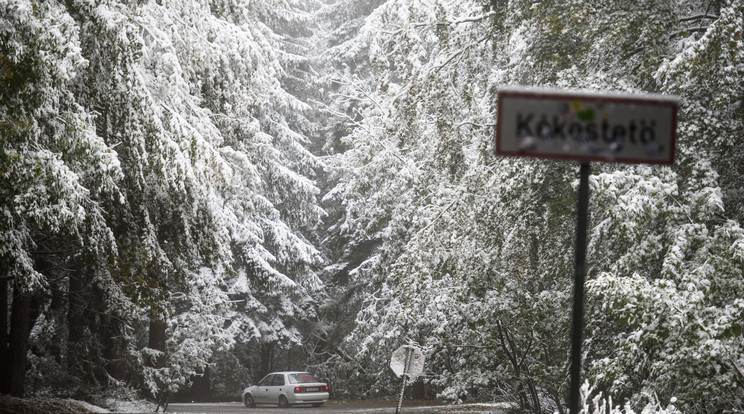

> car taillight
[294,385,328,393]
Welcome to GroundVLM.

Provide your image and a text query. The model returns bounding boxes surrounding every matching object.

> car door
[253,374,274,404]
[267,373,286,404]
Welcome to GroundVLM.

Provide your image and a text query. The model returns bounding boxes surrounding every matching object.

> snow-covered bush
[579,382,681,414]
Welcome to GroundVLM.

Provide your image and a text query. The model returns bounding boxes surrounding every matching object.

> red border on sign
[495,89,678,165]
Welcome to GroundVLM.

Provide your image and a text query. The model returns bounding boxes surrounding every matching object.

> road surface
[166,401,499,414]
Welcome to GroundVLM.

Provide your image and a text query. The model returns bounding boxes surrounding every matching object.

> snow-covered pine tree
[2,0,326,402]
[0,0,122,396]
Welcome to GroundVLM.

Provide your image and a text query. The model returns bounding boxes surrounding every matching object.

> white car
[242,371,329,408]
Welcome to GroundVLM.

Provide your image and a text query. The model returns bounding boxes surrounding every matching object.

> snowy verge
[0,395,156,414]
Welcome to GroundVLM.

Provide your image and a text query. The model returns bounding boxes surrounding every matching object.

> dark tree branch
[679,14,719,23]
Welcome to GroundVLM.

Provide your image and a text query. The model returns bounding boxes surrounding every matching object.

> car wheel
[278,395,289,408]
[244,394,255,408]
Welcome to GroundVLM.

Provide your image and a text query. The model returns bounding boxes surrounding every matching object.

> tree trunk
[412,378,426,400]
[149,312,168,412]
[6,285,32,396]
[286,347,291,371]
[148,316,167,353]
[68,268,87,377]
[0,271,9,393]
[191,366,212,402]
[103,318,127,381]
[259,342,274,379]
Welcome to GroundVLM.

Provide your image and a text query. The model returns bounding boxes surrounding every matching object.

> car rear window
[288,373,318,384]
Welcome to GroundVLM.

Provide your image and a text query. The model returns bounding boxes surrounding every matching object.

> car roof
[268,371,311,375]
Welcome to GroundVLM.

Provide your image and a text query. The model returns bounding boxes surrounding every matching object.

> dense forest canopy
[1,0,743,413]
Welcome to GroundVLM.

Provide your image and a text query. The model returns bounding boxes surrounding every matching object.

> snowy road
[166,401,496,413]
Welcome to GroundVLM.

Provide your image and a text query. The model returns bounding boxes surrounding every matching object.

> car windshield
[288,373,318,384]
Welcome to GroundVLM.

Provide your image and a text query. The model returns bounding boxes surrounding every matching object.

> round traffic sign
[390,345,424,378]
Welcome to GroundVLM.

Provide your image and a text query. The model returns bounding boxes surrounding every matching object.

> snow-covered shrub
[579,382,681,414]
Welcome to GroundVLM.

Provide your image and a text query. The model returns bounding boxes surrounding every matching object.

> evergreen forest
[1,0,743,412]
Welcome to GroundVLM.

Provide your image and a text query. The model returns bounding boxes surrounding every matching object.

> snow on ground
[102,397,157,413]
[64,399,111,413]
[0,395,157,414]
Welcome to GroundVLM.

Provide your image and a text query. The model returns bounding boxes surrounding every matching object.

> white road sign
[495,86,678,164]
[390,345,424,379]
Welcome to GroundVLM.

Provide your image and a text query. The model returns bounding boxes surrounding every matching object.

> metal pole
[569,162,590,414]
[395,347,412,414]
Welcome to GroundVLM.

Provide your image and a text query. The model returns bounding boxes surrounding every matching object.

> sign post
[390,345,425,414]
[495,86,677,414]
[568,161,590,414]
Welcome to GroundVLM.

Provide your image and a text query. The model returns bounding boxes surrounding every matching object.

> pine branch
[679,13,719,23]
[433,33,491,73]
